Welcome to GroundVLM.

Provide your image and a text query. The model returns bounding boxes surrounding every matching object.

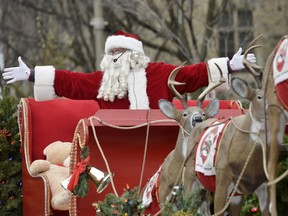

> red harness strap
[143,167,162,215]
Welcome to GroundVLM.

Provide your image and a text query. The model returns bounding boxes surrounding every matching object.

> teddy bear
[29,141,72,211]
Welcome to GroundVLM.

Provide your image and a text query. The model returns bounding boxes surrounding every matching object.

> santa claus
[2,30,256,109]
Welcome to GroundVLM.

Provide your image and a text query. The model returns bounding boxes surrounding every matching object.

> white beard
[97,52,130,102]
[97,51,151,109]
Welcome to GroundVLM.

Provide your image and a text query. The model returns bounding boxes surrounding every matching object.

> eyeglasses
[108,48,126,55]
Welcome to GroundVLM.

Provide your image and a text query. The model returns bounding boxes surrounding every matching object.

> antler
[243,34,264,89]
[197,63,226,108]
[168,62,187,109]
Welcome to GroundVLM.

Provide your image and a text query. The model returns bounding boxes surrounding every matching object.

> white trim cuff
[34,66,56,101]
[207,57,229,91]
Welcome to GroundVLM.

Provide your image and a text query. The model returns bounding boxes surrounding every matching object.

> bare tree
[0,0,229,97]
[103,0,228,62]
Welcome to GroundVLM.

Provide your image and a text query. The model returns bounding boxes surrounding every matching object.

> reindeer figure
[157,96,219,203]
[243,35,288,216]
[183,76,270,216]
[141,65,222,215]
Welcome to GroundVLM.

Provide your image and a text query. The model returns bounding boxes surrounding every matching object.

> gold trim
[69,119,88,216]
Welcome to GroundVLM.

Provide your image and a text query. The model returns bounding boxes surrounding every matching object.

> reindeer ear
[205,98,220,117]
[231,77,250,99]
[158,99,177,119]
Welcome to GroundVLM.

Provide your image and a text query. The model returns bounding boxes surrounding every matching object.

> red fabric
[196,172,216,192]
[28,98,99,161]
[143,170,161,215]
[194,119,230,192]
[276,79,288,112]
[143,187,161,215]
[173,100,243,110]
[67,157,90,191]
[54,62,208,109]
[274,36,288,112]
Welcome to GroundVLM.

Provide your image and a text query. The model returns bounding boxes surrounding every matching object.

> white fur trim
[207,57,229,91]
[105,35,144,54]
[127,68,149,109]
[34,66,56,101]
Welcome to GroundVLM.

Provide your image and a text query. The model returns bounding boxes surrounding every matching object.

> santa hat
[105,30,145,54]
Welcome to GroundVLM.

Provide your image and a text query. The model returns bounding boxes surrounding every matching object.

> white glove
[229,47,256,71]
[2,56,31,84]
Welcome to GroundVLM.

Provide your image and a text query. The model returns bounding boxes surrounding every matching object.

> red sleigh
[18,98,246,216]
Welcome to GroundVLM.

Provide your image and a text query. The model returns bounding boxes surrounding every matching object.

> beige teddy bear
[29,141,72,211]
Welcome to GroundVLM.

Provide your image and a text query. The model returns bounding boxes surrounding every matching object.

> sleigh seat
[18,98,99,216]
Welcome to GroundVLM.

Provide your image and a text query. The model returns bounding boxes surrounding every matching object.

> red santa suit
[32,31,230,109]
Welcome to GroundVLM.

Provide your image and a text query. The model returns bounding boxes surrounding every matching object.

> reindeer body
[141,100,219,214]
[242,35,287,215]
[159,102,220,200]
[213,114,269,215]
[183,77,270,216]
[216,114,267,194]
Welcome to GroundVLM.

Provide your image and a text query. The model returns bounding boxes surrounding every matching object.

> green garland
[94,184,203,216]
[94,185,144,216]
[162,186,202,216]
[72,146,90,197]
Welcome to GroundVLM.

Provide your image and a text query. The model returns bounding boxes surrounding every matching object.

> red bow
[67,156,90,192]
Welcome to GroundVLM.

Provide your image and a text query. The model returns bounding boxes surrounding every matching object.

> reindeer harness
[194,119,230,192]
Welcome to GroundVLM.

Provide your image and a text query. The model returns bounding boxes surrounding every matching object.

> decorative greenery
[0,87,22,215]
[94,185,143,216]
[93,184,203,216]
[240,194,260,216]
[72,146,112,198]
[162,186,202,216]
[72,146,90,197]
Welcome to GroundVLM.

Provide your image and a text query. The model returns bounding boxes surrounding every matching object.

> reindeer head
[159,65,220,134]
[231,77,265,123]
[159,99,219,134]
